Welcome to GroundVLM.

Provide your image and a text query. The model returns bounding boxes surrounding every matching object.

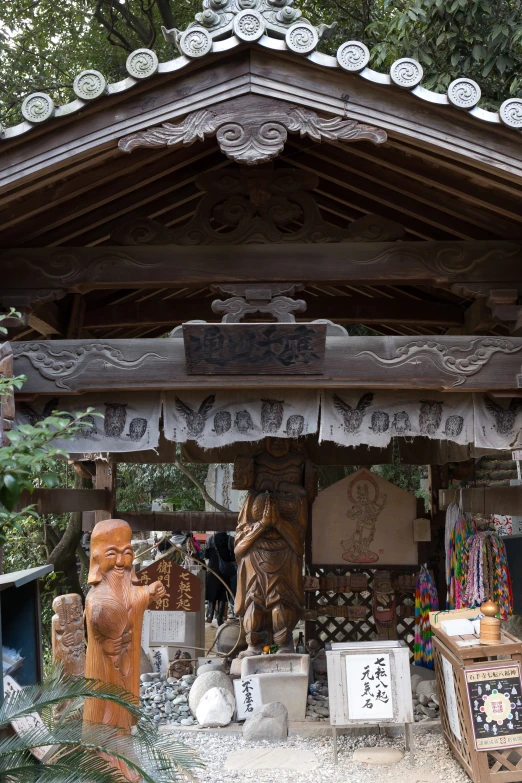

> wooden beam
[84,510,239,533]
[94,460,116,524]
[12,334,522,393]
[16,488,109,514]
[83,294,464,329]
[2,241,522,294]
[27,303,64,336]
[439,486,522,516]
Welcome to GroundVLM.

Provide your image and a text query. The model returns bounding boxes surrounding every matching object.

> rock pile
[140,672,197,726]
[305,681,330,722]
[411,669,439,722]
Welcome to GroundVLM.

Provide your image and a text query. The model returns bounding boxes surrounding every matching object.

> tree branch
[173,456,230,513]
[156,0,176,29]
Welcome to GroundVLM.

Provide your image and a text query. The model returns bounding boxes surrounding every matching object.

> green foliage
[0,408,99,546]
[0,672,202,783]
[1,0,521,126]
[117,459,208,514]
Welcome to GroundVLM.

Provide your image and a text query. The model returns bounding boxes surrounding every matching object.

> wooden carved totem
[233,437,317,657]
[83,519,165,783]
[52,593,86,676]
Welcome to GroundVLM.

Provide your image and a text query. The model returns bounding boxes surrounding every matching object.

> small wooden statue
[52,593,86,676]
[83,519,166,783]
[233,437,317,657]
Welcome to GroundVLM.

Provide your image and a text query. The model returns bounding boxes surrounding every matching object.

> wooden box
[183,322,326,375]
[434,628,522,783]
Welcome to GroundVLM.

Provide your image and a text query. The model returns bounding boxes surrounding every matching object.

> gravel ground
[172,730,469,783]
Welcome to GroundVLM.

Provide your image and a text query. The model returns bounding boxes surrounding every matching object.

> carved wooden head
[265,436,290,458]
[88,519,134,585]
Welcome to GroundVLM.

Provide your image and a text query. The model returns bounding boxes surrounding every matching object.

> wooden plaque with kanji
[137,559,201,612]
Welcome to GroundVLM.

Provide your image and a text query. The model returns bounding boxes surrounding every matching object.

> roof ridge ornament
[162,0,337,57]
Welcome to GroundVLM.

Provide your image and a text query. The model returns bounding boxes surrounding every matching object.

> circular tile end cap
[500,98,522,129]
[21,92,55,123]
[285,23,319,55]
[234,10,266,42]
[390,57,423,88]
[180,27,213,58]
[337,41,370,73]
[73,70,107,100]
[126,49,159,79]
[448,77,482,109]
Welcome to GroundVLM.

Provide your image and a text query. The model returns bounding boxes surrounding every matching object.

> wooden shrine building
[2,0,522,647]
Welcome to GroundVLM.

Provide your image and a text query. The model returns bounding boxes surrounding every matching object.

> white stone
[195,686,235,728]
[417,680,438,699]
[188,670,234,717]
[243,702,288,743]
[353,747,405,766]
[225,747,319,771]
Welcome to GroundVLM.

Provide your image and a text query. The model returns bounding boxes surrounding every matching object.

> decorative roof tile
[1,0,521,142]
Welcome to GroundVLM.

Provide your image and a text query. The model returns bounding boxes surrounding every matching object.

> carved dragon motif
[118,106,387,165]
[12,343,168,391]
[356,338,522,387]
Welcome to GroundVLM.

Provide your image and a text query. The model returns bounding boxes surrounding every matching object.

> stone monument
[233,437,317,657]
[83,519,166,783]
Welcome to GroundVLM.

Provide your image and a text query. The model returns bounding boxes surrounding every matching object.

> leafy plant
[0,672,202,782]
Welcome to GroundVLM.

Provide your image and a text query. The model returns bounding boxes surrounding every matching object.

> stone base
[240,654,309,721]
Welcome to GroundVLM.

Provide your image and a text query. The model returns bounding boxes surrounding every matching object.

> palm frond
[0,676,140,727]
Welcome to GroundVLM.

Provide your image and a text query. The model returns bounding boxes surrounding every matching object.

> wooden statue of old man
[83,518,165,782]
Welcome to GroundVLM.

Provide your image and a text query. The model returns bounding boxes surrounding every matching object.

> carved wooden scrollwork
[111,167,403,246]
[12,343,167,391]
[356,337,522,388]
[118,105,387,165]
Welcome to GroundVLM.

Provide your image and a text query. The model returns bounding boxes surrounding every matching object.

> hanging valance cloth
[162,390,320,447]
[12,390,522,453]
[320,390,473,448]
[15,392,161,453]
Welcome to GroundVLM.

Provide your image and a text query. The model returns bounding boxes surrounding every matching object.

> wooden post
[94,461,116,524]
[427,464,449,608]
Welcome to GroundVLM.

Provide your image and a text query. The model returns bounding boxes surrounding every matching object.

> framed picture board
[465,662,522,751]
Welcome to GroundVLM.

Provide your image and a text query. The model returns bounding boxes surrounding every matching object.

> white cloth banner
[15,392,161,453]
[163,390,319,446]
[320,390,474,448]
[474,394,522,450]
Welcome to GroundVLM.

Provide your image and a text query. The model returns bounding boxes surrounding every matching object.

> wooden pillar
[425,464,449,609]
[94,460,116,524]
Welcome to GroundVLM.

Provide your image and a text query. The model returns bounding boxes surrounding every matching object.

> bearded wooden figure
[233,437,317,657]
[83,519,165,783]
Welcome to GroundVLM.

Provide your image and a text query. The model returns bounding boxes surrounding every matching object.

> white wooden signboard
[326,641,414,764]
[233,677,262,720]
[149,611,186,644]
[148,646,169,674]
[345,652,394,721]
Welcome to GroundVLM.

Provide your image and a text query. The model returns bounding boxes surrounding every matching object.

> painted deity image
[341,470,387,564]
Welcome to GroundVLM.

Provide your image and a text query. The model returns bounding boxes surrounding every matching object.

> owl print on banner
[320,390,473,448]
[475,395,522,449]
[163,391,320,447]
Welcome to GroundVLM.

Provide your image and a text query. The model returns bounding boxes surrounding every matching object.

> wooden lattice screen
[305,565,418,657]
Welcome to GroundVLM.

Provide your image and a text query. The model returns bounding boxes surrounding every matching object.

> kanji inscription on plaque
[138,559,200,612]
